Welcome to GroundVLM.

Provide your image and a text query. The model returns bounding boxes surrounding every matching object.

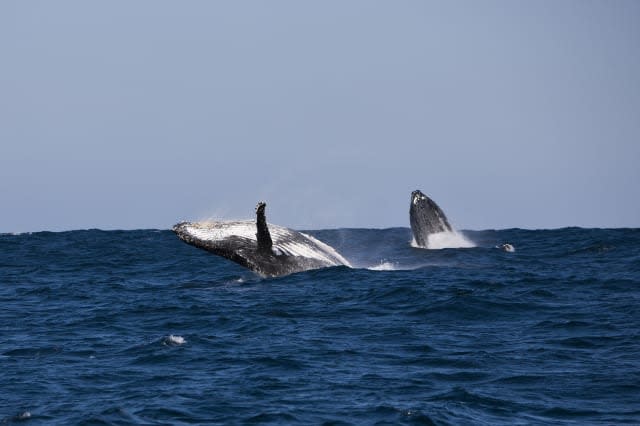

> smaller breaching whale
[498,243,515,252]
[409,190,454,248]
[173,202,351,277]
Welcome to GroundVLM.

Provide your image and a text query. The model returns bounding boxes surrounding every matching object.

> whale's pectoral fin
[255,202,273,252]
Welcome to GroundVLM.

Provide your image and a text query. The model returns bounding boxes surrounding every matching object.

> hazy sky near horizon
[2,1,639,232]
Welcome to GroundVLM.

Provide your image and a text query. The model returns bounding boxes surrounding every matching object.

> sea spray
[411,231,475,249]
[368,261,399,271]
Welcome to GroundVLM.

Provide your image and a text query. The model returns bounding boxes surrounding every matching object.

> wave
[2,227,640,425]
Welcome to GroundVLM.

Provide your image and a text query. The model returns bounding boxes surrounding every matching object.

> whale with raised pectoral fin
[173,202,351,277]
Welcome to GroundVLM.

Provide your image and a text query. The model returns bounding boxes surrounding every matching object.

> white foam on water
[165,335,186,346]
[411,231,475,249]
[368,261,398,271]
[17,412,31,420]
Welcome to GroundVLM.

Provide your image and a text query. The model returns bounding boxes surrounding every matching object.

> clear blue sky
[2,1,639,232]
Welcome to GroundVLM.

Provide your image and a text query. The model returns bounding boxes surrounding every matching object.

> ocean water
[1,227,639,425]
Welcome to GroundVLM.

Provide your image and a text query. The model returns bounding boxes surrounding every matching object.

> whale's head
[409,189,453,247]
[411,190,427,206]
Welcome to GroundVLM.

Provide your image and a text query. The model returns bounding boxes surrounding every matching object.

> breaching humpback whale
[173,202,351,277]
[409,190,453,248]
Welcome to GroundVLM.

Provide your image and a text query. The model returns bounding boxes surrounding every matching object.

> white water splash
[17,412,31,420]
[411,231,475,249]
[368,261,398,271]
[164,335,186,346]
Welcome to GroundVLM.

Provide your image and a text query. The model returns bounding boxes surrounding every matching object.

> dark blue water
[2,227,639,425]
